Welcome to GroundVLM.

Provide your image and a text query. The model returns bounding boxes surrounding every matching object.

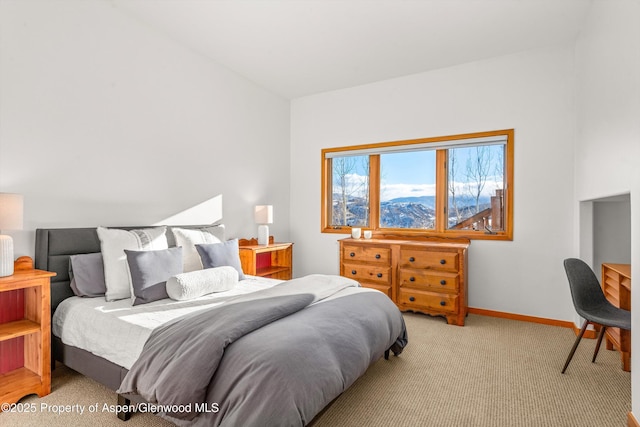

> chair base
[562,320,606,374]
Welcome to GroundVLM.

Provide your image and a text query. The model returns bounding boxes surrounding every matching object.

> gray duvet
[118,274,408,426]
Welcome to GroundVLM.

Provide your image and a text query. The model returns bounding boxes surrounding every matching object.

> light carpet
[1,313,631,426]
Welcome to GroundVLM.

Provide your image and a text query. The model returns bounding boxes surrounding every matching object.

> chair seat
[579,304,631,331]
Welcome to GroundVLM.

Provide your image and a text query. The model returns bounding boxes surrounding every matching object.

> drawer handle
[409,296,415,302]
[440,280,446,285]
[410,277,415,282]
[409,257,415,262]
[440,301,446,306]
[350,252,356,257]
[440,259,446,265]
[351,270,357,275]
[375,254,381,259]
[377,273,383,278]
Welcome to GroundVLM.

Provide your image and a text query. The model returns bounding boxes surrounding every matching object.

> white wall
[0,0,291,256]
[291,45,576,321]
[593,196,632,270]
[574,0,640,417]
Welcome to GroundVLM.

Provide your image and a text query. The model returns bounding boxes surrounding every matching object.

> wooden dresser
[601,263,631,371]
[339,237,469,326]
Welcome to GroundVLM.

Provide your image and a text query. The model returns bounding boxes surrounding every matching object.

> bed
[35,225,408,426]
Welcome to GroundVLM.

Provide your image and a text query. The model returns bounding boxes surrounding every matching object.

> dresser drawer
[342,263,392,285]
[398,269,459,292]
[397,289,458,313]
[399,249,459,272]
[359,282,392,298]
[342,245,391,264]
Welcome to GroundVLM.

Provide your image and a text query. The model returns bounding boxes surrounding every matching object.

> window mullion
[369,155,380,230]
[435,150,448,232]
[321,156,333,231]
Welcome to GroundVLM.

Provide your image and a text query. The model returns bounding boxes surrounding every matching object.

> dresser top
[340,237,469,249]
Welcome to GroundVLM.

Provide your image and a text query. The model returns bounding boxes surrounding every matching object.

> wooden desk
[601,263,631,371]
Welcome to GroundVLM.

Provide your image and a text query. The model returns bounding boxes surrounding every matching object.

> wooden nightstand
[238,237,293,280]
[0,257,55,407]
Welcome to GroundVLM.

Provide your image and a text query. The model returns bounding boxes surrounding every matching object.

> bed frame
[34,225,215,421]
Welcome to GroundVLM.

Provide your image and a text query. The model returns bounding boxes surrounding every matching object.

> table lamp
[0,193,24,277]
[254,205,273,245]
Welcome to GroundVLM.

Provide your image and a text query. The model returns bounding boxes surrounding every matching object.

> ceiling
[111,0,592,99]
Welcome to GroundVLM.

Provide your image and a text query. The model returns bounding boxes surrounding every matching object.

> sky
[380,151,436,201]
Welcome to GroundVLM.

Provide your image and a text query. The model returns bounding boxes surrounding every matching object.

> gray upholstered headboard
[36,228,101,315]
[34,225,219,315]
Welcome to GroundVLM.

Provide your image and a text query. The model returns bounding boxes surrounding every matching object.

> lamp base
[0,235,14,277]
[257,225,269,245]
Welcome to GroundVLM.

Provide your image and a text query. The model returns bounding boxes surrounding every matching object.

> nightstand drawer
[342,245,391,265]
[398,269,459,292]
[399,249,459,272]
[343,263,391,285]
[397,289,458,313]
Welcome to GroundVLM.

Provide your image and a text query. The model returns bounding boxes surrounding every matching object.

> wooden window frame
[321,129,514,241]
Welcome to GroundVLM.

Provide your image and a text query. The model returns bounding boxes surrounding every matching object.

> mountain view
[334,194,492,229]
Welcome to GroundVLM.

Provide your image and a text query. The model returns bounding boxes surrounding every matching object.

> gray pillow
[171,225,225,272]
[69,253,106,297]
[125,247,183,306]
[195,239,245,280]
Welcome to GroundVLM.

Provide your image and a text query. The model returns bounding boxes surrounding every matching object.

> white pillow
[97,226,169,301]
[171,225,225,272]
[166,266,238,301]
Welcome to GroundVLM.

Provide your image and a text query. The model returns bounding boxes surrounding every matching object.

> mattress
[52,275,374,370]
[52,275,284,369]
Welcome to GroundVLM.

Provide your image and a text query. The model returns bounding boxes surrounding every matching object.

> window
[321,129,514,240]
[330,155,370,227]
[380,150,436,229]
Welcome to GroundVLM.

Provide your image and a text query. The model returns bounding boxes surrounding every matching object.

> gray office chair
[561,258,631,373]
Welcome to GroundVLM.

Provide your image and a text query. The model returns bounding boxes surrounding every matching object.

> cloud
[336,173,503,202]
[449,176,503,199]
[333,173,369,196]
[380,183,436,201]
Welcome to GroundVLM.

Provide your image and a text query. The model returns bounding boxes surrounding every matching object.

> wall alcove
[580,193,631,270]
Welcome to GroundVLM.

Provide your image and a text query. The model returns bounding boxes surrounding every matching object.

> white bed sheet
[52,275,284,369]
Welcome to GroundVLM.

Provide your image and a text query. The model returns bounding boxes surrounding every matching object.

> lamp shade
[0,193,24,231]
[0,193,23,276]
[254,205,273,224]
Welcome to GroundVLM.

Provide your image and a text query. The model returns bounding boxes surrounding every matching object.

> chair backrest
[563,258,610,317]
